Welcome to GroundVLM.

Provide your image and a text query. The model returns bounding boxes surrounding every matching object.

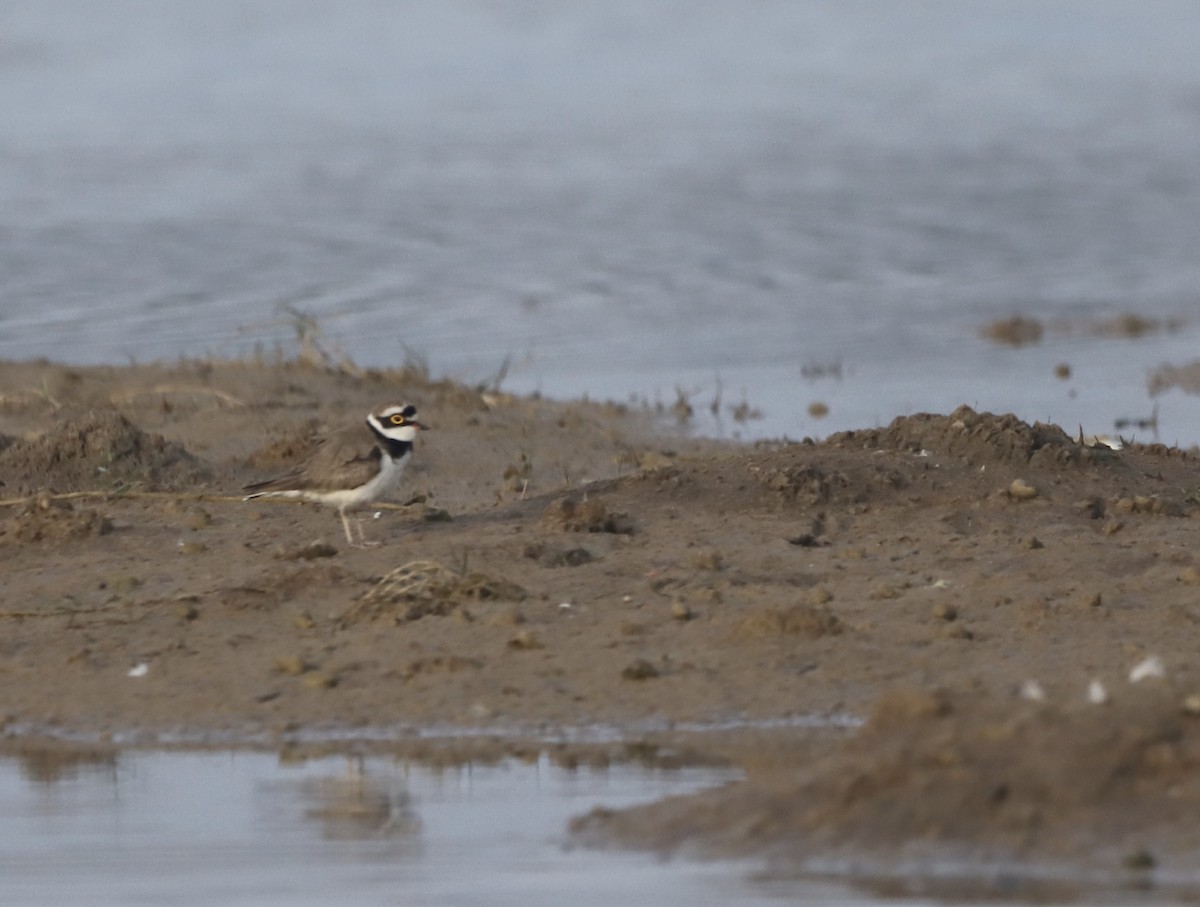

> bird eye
[390,414,406,425]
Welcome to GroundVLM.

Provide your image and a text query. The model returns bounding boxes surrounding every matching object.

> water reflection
[0,745,795,907]
[9,744,117,785]
[289,756,419,841]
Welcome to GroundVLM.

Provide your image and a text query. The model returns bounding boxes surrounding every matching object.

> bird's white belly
[294,454,409,512]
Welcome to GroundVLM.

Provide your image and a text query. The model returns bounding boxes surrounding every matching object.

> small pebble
[670,600,694,621]
[1019,679,1046,702]
[494,607,525,626]
[1179,567,1200,586]
[274,541,337,561]
[931,602,958,622]
[806,586,833,605]
[507,630,543,650]
[1087,679,1109,705]
[273,655,308,676]
[621,659,660,681]
[1123,849,1156,871]
[1008,478,1039,500]
[301,671,338,690]
[103,573,142,593]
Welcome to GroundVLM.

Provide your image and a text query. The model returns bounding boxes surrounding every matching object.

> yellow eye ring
[390,414,406,425]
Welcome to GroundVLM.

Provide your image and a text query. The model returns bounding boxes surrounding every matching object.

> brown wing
[243,424,381,493]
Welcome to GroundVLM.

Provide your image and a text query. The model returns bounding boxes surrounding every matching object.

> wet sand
[4,357,1200,894]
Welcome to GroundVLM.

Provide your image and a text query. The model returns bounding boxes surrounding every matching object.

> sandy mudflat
[4,357,1200,893]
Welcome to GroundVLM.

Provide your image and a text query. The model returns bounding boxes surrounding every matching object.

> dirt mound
[829,405,1119,469]
[0,409,210,493]
[575,684,1200,875]
[793,687,1200,858]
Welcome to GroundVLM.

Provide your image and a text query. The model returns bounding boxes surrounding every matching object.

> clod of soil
[541,496,633,534]
[734,604,846,640]
[0,496,112,545]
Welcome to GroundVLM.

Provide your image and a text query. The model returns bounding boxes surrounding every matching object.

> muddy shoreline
[4,357,1200,894]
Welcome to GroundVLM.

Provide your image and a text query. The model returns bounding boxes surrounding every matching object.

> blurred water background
[3,1,1200,442]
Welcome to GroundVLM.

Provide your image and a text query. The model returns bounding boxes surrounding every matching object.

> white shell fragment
[127,663,150,678]
[1019,679,1046,702]
[1129,655,1166,683]
[1087,679,1109,705]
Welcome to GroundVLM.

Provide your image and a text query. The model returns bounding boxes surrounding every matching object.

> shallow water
[2,748,1190,902]
[3,2,1200,442]
[0,748,1189,907]
[0,748,832,907]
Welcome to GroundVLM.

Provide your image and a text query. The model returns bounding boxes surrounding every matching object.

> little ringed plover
[243,403,426,547]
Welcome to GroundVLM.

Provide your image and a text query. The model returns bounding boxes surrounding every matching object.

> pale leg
[341,510,381,548]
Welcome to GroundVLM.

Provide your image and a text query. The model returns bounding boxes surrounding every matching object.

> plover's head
[368,403,425,442]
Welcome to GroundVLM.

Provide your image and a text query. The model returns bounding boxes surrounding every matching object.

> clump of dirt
[734,604,846,640]
[757,463,851,505]
[541,496,633,534]
[0,409,210,493]
[830,405,1118,469]
[344,560,527,623]
[522,543,595,568]
[755,460,907,507]
[0,495,112,545]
